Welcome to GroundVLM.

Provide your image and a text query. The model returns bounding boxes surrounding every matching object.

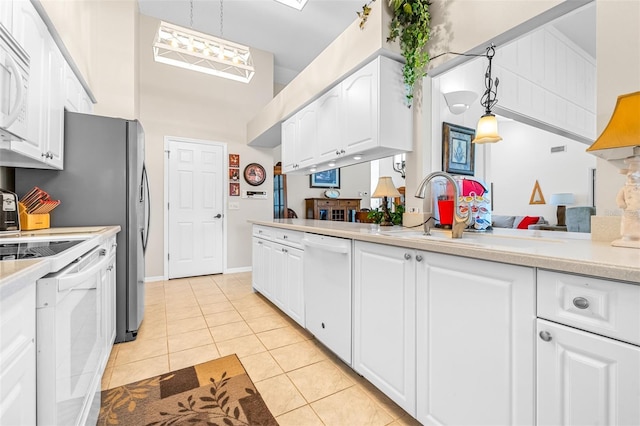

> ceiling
[137,0,595,86]
[137,0,364,85]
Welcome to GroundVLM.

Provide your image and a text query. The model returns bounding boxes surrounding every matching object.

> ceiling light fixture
[153,0,255,83]
[473,44,502,143]
[443,90,478,115]
[273,0,309,10]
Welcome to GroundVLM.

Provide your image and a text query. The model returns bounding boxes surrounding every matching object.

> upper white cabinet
[416,252,536,426]
[281,55,412,174]
[0,0,92,169]
[494,26,596,141]
[0,1,12,30]
[353,241,417,416]
[281,101,316,172]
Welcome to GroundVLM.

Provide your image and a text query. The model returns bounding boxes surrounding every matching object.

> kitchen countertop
[0,226,121,298]
[251,219,640,283]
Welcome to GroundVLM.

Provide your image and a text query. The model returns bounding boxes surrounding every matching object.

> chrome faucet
[415,172,474,238]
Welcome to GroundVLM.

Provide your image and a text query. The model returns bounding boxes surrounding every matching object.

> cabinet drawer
[253,225,273,239]
[537,270,640,345]
[339,200,359,207]
[274,229,303,248]
[315,200,338,207]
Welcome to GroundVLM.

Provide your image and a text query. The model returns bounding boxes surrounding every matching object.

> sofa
[492,215,549,230]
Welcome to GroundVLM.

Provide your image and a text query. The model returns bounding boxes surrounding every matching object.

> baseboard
[224,266,252,274]
[144,276,165,283]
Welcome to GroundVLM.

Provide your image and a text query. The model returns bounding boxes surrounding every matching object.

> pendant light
[153,0,255,83]
[472,44,502,143]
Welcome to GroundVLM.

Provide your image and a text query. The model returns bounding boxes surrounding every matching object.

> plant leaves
[128,400,136,412]
[223,418,233,426]
[233,407,240,419]
[200,396,215,402]
[245,388,255,395]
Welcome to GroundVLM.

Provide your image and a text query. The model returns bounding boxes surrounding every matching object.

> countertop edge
[250,220,640,284]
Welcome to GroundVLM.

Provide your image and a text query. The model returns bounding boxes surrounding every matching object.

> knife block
[18,202,50,231]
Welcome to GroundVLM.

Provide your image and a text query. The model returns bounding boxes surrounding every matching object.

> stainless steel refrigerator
[16,111,149,342]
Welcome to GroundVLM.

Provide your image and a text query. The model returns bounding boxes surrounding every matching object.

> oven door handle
[0,53,25,128]
[58,249,109,292]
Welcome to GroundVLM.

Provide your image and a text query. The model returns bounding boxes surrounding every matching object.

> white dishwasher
[302,233,352,365]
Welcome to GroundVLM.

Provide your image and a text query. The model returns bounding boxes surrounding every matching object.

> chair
[286,208,298,219]
[566,206,595,232]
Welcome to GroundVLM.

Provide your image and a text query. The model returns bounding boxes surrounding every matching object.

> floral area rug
[98,354,278,426]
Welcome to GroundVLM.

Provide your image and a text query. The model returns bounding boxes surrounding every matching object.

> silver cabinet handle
[214,213,222,219]
[573,297,590,309]
[415,254,423,262]
[539,331,552,342]
[404,253,411,260]
[283,235,288,239]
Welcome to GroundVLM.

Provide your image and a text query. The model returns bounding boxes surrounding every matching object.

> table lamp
[586,91,640,249]
[372,176,401,226]
[549,193,575,227]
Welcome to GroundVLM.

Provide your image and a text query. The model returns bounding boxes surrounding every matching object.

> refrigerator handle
[142,165,151,252]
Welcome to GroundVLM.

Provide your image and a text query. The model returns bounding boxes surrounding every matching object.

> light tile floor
[101,272,420,426]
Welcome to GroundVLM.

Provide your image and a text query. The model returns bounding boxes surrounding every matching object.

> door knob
[214,213,222,219]
[539,331,552,342]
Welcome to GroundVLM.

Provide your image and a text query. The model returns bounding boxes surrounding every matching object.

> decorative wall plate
[324,189,340,199]
[243,163,266,186]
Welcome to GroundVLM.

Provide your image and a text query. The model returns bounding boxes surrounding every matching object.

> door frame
[163,136,228,280]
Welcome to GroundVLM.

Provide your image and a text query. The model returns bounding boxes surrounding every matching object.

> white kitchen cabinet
[252,226,304,326]
[281,102,316,173]
[281,55,412,174]
[102,236,117,352]
[416,253,536,426]
[0,281,36,426]
[2,0,66,169]
[64,61,93,114]
[537,319,640,426]
[353,241,417,416]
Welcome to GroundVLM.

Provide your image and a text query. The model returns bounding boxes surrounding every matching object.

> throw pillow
[517,216,540,229]
[492,215,515,228]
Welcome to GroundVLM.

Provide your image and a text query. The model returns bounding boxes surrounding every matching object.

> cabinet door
[0,0,11,30]
[45,41,64,169]
[537,319,640,426]
[353,241,416,415]
[0,281,36,426]
[295,102,316,168]
[12,0,47,160]
[285,247,304,327]
[271,244,287,310]
[281,117,297,172]
[342,58,378,154]
[252,237,272,298]
[416,252,535,426]
[316,85,343,163]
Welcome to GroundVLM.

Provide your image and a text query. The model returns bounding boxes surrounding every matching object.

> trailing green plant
[387,0,431,106]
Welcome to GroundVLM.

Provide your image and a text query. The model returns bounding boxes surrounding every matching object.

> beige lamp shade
[587,91,640,161]
[372,176,401,198]
[472,114,502,144]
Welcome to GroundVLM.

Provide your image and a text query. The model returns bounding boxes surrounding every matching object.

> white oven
[0,22,29,141]
[36,244,108,426]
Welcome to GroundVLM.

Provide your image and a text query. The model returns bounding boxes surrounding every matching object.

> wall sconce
[443,90,478,115]
[586,91,640,248]
[549,193,575,227]
[393,154,406,179]
[372,176,401,226]
[473,44,502,144]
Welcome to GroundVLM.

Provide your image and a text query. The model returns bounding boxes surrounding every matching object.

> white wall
[138,14,275,276]
[490,121,596,220]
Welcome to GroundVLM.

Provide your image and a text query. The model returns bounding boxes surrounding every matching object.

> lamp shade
[372,176,401,198]
[586,91,640,161]
[549,193,575,206]
[472,114,502,143]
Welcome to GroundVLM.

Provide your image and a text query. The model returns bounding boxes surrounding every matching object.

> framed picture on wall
[310,168,340,188]
[442,122,476,176]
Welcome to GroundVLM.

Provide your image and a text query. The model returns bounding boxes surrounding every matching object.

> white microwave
[0,22,29,142]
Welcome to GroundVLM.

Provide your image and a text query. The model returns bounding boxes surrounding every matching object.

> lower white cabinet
[251,227,304,327]
[0,281,36,426]
[537,319,640,426]
[416,252,536,426]
[353,241,417,415]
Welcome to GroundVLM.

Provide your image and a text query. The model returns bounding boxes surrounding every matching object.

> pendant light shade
[473,114,502,143]
[153,21,255,83]
[273,0,309,10]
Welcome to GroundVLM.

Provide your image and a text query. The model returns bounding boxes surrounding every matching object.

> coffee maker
[0,189,20,234]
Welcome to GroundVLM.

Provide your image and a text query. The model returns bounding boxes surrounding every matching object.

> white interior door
[168,139,224,279]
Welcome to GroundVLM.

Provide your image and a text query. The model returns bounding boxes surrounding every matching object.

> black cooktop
[0,240,84,261]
